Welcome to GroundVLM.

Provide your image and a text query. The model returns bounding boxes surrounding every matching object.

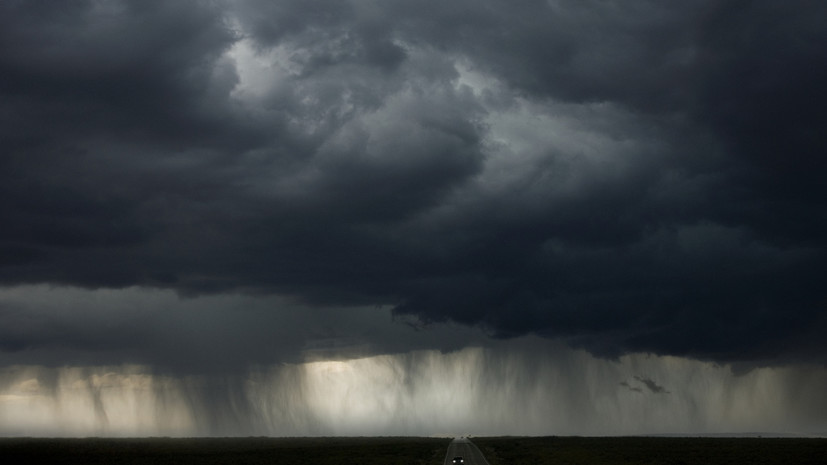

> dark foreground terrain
[474,436,827,465]
[0,437,449,465]
[1,436,825,464]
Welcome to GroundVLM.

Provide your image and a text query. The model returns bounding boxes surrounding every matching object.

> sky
[0,0,826,437]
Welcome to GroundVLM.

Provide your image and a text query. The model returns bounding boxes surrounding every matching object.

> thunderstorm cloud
[0,0,826,436]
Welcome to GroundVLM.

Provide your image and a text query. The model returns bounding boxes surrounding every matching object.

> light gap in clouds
[227,36,296,100]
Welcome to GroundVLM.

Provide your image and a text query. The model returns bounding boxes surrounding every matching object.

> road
[443,437,491,465]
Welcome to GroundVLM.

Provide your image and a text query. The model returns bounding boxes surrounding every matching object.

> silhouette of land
[1,436,825,464]
[473,436,827,465]
[0,437,449,465]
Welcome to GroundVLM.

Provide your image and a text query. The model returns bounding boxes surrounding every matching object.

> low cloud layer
[1,0,826,372]
[0,285,489,372]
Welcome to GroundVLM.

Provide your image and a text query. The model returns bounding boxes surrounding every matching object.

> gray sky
[1,0,826,436]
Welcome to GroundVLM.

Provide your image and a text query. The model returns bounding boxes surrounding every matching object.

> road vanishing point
[444,437,491,465]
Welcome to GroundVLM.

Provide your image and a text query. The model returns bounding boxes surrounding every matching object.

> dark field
[0,437,449,465]
[474,436,827,465]
[1,436,826,464]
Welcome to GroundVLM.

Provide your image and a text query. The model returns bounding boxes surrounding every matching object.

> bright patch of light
[226,36,296,100]
[454,62,500,97]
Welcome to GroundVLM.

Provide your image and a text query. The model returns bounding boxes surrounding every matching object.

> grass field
[1,436,825,464]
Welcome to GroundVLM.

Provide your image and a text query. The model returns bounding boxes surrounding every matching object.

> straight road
[443,437,490,465]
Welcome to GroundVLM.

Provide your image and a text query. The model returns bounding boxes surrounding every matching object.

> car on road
[452,457,464,464]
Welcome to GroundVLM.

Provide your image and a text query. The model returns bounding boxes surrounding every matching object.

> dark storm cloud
[0,285,489,374]
[1,0,825,367]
